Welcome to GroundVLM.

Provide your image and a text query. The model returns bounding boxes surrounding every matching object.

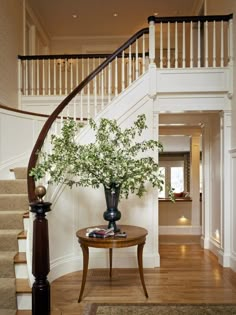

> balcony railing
[19,14,233,101]
[149,14,233,68]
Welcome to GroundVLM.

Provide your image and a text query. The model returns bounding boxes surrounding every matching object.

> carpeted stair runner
[0,168,28,314]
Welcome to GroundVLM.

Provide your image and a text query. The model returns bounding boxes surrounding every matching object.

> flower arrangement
[30,114,165,199]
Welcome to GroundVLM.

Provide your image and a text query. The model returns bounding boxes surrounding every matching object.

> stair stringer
[29,69,161,283]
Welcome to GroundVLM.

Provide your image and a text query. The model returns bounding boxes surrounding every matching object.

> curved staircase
[0,167,31,315]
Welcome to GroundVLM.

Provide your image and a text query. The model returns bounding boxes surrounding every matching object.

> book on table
[86,227,115,238]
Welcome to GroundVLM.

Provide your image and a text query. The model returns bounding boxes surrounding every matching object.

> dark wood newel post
[30,186,51,315]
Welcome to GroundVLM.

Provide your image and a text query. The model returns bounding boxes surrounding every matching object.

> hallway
[50,244,236,314]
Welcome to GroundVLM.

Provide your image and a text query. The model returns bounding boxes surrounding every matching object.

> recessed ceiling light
[113,12,118,17]
[154,12,159,16]
[72,14,78,19]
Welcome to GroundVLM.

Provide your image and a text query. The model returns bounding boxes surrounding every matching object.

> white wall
[0,107,46,178]
[206,0,236,272]
[0,0,23,107]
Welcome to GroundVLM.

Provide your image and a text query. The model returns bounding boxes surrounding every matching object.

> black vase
[103,184,121,232]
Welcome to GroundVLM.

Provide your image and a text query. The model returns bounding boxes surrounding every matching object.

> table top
[76,225,148,249]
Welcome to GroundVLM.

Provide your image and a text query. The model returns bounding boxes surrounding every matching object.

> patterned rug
[84,303,236,315]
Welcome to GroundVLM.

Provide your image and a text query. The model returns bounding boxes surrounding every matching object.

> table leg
[137,243,148,298]
[109,248,113,278]
[78,244,89,303]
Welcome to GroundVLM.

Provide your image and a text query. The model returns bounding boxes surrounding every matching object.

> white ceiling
[28,0,200,38]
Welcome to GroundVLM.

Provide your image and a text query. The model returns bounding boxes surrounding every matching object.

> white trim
[230,252,236,272]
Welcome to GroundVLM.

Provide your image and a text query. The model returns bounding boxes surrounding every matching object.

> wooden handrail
[18,52,149,61]
[0,103,49,118]
[27,27,149,202]
[148,13,233,24]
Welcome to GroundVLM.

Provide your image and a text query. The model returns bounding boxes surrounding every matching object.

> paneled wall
[0,0,23,107]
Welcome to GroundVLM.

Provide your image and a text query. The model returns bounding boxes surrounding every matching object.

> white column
[190,135,201,227]
[201,123,211,249]
[219,111,232,266]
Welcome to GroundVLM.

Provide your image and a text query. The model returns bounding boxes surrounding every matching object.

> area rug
[84,303,236,315]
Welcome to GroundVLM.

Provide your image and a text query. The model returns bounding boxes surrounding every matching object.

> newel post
[148,16,156,64]
[30,186,51,315]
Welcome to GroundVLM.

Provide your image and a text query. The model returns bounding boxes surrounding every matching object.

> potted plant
[30,114,166,231]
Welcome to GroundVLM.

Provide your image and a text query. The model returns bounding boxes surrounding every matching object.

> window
[158,160,184,198]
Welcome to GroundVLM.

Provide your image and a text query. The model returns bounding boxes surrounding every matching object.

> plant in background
[30,114,164,199]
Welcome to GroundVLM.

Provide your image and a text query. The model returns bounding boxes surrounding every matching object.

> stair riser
[0,213,24,229]
[15,264,28,279]
[17,294,32,310]
[0,234,19,251]
[11,168,27,180]
[18,238,26,252]
[0,180,27,194]
[0,256,15,278]
[0,195,28,211]
[0,279,17,309]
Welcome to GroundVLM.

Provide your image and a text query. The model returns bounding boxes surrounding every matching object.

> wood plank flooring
[51,244,236,315]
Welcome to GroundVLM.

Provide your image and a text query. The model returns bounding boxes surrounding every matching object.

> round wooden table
[76,225,148,302]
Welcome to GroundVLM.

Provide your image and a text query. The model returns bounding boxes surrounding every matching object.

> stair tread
[17,311,61,315]
[17,231,27,239]
[14,252,26,264]
[16,279,31,293]
[0,229,23,235]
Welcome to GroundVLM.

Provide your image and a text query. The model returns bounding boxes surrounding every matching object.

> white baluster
[197,21,201,68]
[42,59,45,95]
[128,45,132,85]
[190,21,193,68]
[80,92,83,121]
[65,59,68,95]
[135,39,139,79]
[17,59,22,102]
[108,63,112,102]
[73,97,76,121]
[122,50,125,90]
[182,22,186,68]
[53,59,56,95]
[76,58,79,87]
[101,69,104,109]
[48,59,51,95]
[70,58,73,92]
[93,59,97,116]
[115,57,118,96]
[175,22,178,68]
[31,59,34,95]
[25,60,28,95]
[167,22,170,68]
[59,59,62,95]
[213,20,216,67]
[142,34,145,74]
[36,59,39,95]
[160,22,163,68]
[87,82,90,118]
[228,17,233,66]
[220,21,224,67]
[205,21,209,67]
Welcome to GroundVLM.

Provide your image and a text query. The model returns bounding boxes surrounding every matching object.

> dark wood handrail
[148,13,233,24]
[18,52,149,61]
[27,27,149,202]
[0,103,49,118]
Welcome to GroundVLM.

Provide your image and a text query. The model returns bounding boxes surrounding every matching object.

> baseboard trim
[48,251,160,283]
[159,225,201,235]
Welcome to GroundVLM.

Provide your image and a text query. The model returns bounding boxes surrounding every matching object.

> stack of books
[86,227,115,238]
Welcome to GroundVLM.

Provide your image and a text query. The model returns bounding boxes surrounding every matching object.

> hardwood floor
[51,244,236,314]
